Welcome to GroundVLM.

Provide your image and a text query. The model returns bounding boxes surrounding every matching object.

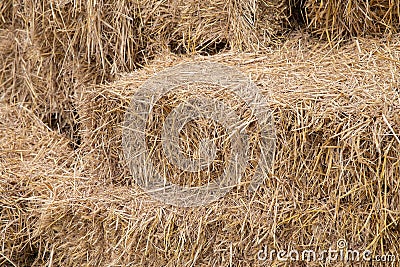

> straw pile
[1,0,293,144]
[0,102,75,266]
[2,0,293,72]
[305,0,400,40]
[228,0,292,50]
[48,35,399,266]
[2,1,400,265]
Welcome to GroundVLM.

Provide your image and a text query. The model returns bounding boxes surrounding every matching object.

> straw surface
[67,35,400,266]
[1,0,292,145]
[1,2,400,265]
[0,27,79,142]
[0,102,75,266]
[305,0,400,40]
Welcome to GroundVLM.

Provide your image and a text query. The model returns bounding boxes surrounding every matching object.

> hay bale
[20,0,143,75]
[59,36,400,265]
[2,0,141,139]
[1,0,292,143]
[76,53,184,183]
[2,0,293,76]
[11,0,293,65]
[0,1,145,144]
[0,102,75,266]
[305,0,400,39]
[146,0,292,52]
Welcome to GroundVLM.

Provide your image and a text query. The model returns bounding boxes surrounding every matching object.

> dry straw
[1,1,400,265]
[1,0,292,144]
[0,102,75,266]
[305,0,400,40]
[51,35,400,266]
[0,27,79,141]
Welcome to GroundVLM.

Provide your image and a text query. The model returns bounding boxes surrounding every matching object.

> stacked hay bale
[0,103,75,266]
[37,36,399,266]
[2,1,400,265]
[304,0,400,39]
[0,0,292,144]
[1,0,143,141]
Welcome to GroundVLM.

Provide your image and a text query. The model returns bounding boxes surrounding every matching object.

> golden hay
[7,0,293,67]
[2,1,400,266]
[305,0,400,40]
[1,0,296,76]
[141,0,232,53]
[0,102,75,266]
[1,0,292,145]
[41,35,400,266]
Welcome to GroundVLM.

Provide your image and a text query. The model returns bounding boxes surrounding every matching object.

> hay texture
[0,102,75,266]
[0,27,79,142]
[0,0,22,28]
[52,35,400,266]
[1,0,292,143]
[5,0,293,65]
[305,0,400,40]
[2,1,400,266]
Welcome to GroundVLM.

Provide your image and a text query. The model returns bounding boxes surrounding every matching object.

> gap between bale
[0,27,81,145]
